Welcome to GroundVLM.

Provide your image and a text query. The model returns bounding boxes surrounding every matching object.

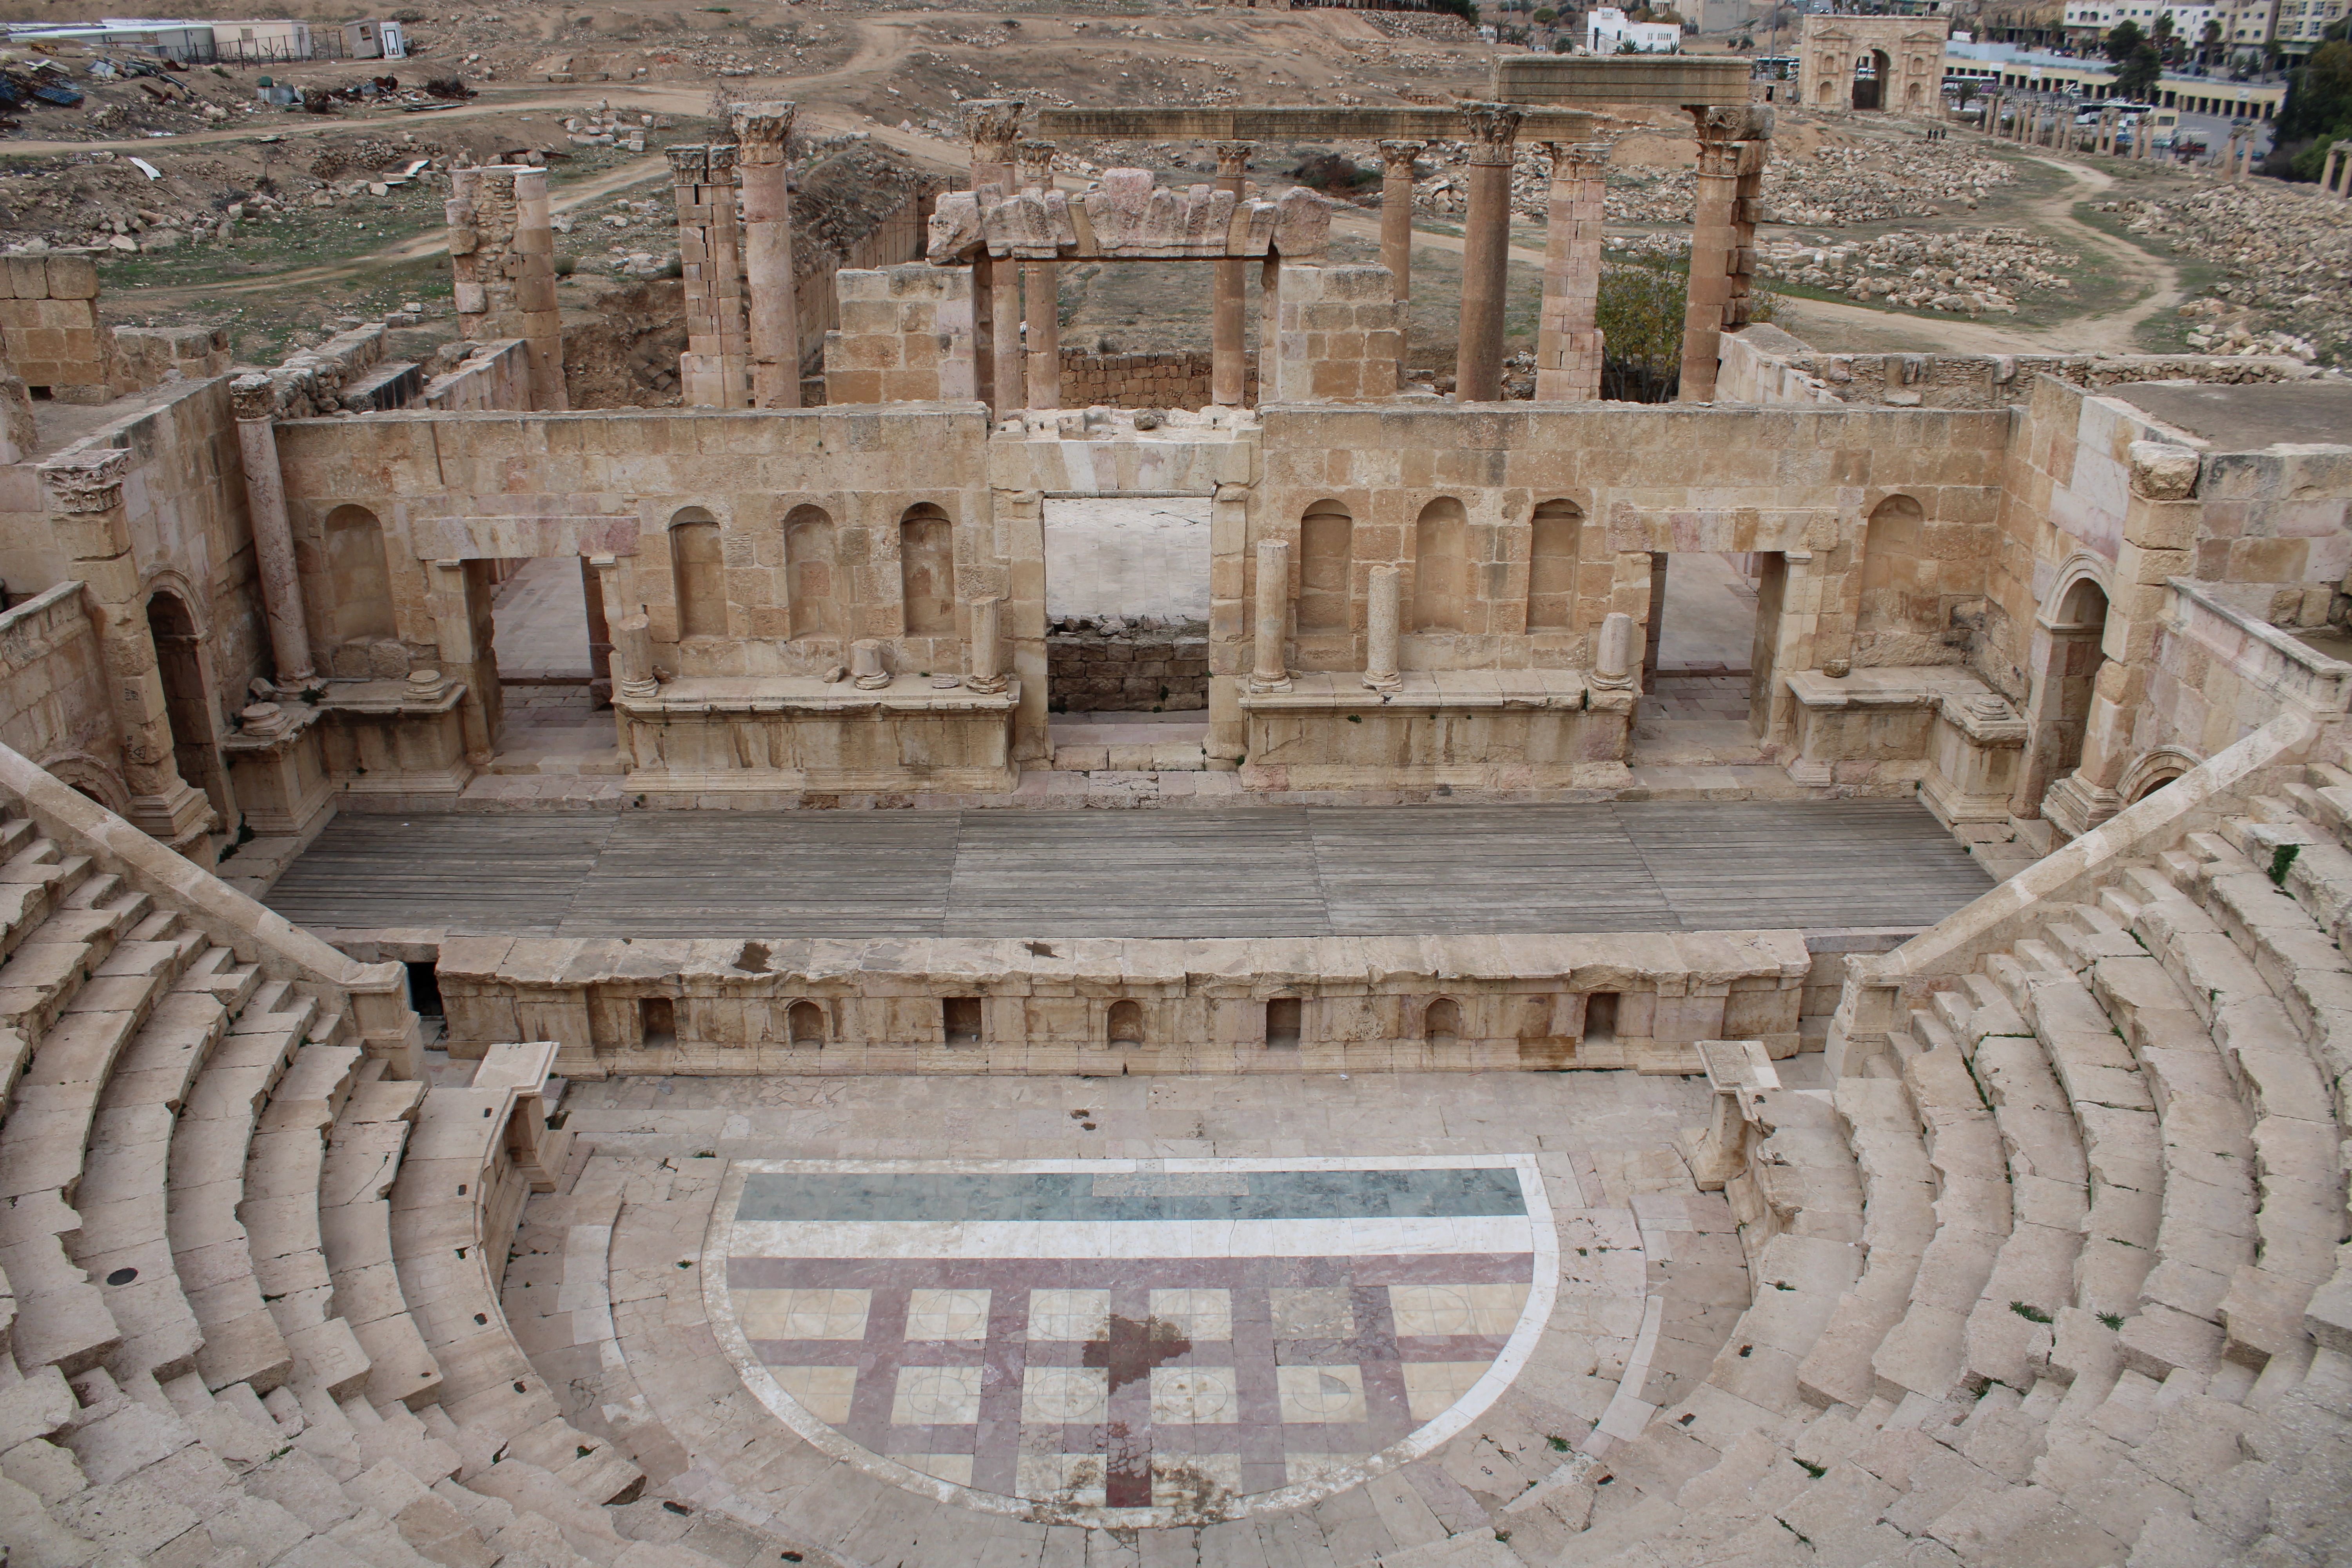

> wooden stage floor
[263,800,1996,939]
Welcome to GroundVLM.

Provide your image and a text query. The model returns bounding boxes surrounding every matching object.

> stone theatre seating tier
[0,753,838,1566]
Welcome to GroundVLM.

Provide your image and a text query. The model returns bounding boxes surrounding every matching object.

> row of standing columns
[655,102,804,410]
[948,98,1764,414]
[446,164,567,412]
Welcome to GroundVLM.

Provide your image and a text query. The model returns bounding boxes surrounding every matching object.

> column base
[2041,771,2122,842]
[1361,671,1401,693]
[1249,673,1293,695]
[127,779,219,858]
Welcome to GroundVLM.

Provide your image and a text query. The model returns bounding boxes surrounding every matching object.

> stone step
[1795,1079,1929,1410]
[323,1077,442,1411]
[74,984,235,1385]
[389,1080,641,1506]
[170,1011,312,1394]
[173,945,263,1015]
[0,902,129,1043]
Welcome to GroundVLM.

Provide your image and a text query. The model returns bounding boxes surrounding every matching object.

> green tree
[2200,18,2223,65]
[1533,7,1556,23]
[2273,36,2352,178]
[2103,19,2144,62]
[2114,40,2163,98]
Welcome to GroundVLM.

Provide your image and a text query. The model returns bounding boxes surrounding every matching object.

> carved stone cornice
[960,98,1026,163]
[38,448,129,515]
[666,144,710,184]
[729,101,797,165]
[1211,139,1256,176]
[1457,102,1524,165]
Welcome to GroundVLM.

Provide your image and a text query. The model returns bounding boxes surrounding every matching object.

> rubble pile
[2098,185,2352,368]
[1760,228,2075,316]
[561,102,647,151]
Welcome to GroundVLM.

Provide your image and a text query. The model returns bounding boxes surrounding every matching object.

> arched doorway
[145,589,234,832]
[2015,572,2109,819]
[1853,49,1889,111]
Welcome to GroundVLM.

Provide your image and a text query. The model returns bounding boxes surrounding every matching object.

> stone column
[508,167,568,411]
[732,101,802,410]
[594,555,657,705]
[1016,139,1062,412]
[230,374,315,688]
[1250,538,1292,694]
[1212,140,1256,407]
[964,99,1025,416]
[40,450,215,852]
[671,145,751,408]
[1592,611,1636,689]
[1259,254,1280,401]
[1363,564,1401,691]
[1535,141,1608,403]
[1378,140,1422,316]
[445,166,486,338]
[1679,105,1769,405]
[851,638,891,690]
[1453,102,1522,404]
[966,594,1007,693]
[581,556,613,699]
[427,559,497,762]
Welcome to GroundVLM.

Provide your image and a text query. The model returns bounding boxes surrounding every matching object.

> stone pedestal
[316,670,476,799]
[1535,141,1608,403]
[1453,103,1521,403]
[1676,1039,1779,1191]
[221,701,334,840]
[1783,665,2004,790]
[852,638,891,691]
[1921,690,2028,830]
[1212,140,1255,407]
[230,374,315,687]
[732,102,802,409]
[1592,610,1636,690]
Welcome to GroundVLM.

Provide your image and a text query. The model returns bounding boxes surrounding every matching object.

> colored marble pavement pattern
[705,1157,1558,1527]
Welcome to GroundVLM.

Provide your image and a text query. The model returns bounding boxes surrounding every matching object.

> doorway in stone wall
[147,588,236,835]
[1852,50,1889,111]
[1040,495,1213,774]
[1632,552,1768,770]
[482,553,621,779]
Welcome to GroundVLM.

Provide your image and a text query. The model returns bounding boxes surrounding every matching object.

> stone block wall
[429,928,1813,1080]
[0,254,116,404]
[112,323,233,390]
[1269,263,1400,405]
[822,265,977,406]
[1720,328,2318,411]
[1047,617,1210,711]
[423,338,534,412]
[0,582,126,811]
[1056,349,1258,412]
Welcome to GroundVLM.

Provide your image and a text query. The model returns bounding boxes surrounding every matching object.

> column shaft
[732,102,802,409]
[991,260,1024,419]
[1023,261,1060,410]
[1535,141,1608,402]
[1212,140,1255,407]
[1251,539,1292,693]
[1452,103,1521,403]
[1363,565,1401,691]
[230,377,314,686]
[1377,140,1422,363]
[509,167,568,411]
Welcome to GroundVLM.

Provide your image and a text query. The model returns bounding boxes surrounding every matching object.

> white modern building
[1587,6,1684,52]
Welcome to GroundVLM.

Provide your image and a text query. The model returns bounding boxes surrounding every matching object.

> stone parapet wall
[112,323,232,390]
[432,928,1813,1079]
[1047,618,1210,710]
[423,338,533,412]
[1056,350,1258,412]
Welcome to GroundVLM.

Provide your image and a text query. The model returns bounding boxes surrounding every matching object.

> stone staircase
[1529,752,2352,1567]
[0,753,834,1568]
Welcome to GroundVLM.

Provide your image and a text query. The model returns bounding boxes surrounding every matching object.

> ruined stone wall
[0,582,126,810]
[1720,329,2318,411]
[271,404,1001,685]
[822,266,976,406]
[1047,619,1211,711]
[112,324,233,390]
[0,254,116,405]
[424,338,533,412]
[1056,349,1259,412]
[791,145,944,377]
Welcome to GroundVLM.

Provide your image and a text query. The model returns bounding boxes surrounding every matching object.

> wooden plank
[941,809,1330,938]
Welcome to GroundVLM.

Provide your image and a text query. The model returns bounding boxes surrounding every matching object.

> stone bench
[1238,668,1633,792]
[323,1069,443,1410]
[247,1042,374,1402]
[1794,1078,1934,1409]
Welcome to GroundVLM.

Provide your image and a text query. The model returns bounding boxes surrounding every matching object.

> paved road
[265,798,1994,939]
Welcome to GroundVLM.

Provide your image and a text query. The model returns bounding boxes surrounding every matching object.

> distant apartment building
[1586,5,1683,51]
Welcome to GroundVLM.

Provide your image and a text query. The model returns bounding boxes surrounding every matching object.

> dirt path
[0,15,910,159]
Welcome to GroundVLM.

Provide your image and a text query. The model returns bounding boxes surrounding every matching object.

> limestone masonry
[0,50,2346,1568]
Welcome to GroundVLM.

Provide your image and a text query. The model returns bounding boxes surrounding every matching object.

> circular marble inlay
[705,1155,1557,1528]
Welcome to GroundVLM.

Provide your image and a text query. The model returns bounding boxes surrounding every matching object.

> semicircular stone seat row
[1528,766,2352,1568]
[0,789,828,1568]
